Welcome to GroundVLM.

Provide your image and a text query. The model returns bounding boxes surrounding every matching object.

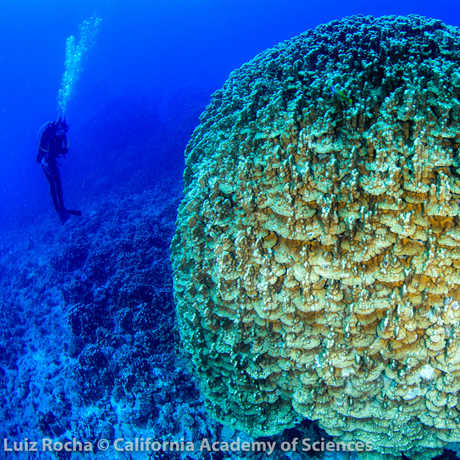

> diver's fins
[59,211,70,224]
[66,209,82,216]
[59,209,81,224]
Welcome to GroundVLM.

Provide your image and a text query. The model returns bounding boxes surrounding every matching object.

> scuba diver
[37,117,81,223]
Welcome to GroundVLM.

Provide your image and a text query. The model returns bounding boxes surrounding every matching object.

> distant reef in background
[0,178,333,460]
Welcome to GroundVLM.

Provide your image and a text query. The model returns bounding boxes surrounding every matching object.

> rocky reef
[0,180,337,460]
[0,182,218,459]
[172,15,460,459]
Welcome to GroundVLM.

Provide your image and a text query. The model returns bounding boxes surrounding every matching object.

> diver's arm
[37,131,49,163]
[37,145,48,163]
[60,135,68,155]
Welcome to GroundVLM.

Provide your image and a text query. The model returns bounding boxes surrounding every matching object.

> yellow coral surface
[171,15,460,459]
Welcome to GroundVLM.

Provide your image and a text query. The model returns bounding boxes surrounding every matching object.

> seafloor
[0,178,457,460]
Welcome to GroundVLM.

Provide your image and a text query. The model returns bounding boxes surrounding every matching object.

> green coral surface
[172,15,460,459]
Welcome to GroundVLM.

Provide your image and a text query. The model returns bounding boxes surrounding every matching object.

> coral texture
[0,181,338,460]
[0,183,217,459]
[172,15,460,458]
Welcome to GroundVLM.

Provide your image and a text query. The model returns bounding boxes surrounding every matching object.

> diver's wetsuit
[37,122,81,223]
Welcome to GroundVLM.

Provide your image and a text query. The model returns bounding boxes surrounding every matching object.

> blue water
[0,0,458,229]
[0,1,459,459]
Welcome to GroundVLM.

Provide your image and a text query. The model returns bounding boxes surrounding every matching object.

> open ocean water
[0,1,459,459]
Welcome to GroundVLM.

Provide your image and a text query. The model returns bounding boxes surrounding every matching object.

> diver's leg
[44,167,62,215]
[44,162,81,221]
[44,164,68,222]
[53,167,66,212]
[55,167,82,217]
